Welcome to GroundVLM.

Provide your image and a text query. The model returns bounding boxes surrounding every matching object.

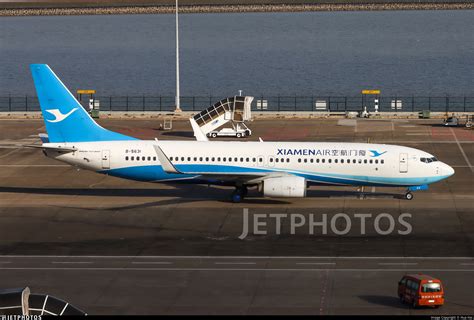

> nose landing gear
[405,192,414,200]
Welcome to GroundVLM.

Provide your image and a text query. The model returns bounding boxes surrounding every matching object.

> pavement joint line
[131,262,173,265]
[450,127,474,173]
[0,165,70,167]
[378,262,418,265]
[296,262,336,265]
[0,267,473,272]
[214,262,257,265]
[51,261,93,264]
[460,263,474,266]
[1,255,473,259]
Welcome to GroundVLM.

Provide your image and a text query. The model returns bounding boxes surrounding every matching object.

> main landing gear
[405,191,414,200]
[231,186,248,203]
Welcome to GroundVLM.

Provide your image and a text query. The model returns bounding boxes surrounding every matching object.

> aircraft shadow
[358,295,407,310]
[160,131,195,138]
[306,189,400,199]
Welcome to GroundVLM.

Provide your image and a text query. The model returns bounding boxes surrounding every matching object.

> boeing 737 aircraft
[29,64,454,202]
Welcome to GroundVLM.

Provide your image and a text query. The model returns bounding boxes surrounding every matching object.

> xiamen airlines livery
[30,64,454,202]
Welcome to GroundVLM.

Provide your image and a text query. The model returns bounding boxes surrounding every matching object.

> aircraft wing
[153,145,288,184]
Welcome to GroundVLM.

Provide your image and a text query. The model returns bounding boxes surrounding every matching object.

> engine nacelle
[262,176,307,198]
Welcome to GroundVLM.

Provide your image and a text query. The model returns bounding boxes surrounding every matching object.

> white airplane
[29,64,454,202]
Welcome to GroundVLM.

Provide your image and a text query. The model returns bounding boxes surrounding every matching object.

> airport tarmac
[0,118,473,314]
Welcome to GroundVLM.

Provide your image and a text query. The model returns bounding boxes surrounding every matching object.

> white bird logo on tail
[45,108,78,123]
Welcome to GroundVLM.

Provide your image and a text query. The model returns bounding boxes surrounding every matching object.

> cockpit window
[420,157,438,163]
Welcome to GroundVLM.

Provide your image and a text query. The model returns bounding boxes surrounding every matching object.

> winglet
[153,145,182,174]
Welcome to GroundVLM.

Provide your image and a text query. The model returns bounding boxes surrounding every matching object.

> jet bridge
[190,96,254,141]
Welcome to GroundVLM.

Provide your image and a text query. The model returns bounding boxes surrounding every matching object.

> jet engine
[262,176,307,198]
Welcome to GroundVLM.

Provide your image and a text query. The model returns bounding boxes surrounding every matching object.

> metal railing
[0,95,473,113]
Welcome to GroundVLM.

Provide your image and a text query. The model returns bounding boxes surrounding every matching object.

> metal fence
[1,95,473,113]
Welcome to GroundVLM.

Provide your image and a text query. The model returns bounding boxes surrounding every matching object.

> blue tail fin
[30,64,137,143]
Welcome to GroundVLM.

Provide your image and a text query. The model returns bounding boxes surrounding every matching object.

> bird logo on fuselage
[369,150,387,157]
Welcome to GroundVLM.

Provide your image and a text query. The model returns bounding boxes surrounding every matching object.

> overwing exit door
[102,150,110,169]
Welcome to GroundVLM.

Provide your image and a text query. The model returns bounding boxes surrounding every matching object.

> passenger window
[322,159,325,163]
[148,156,151,161]
[187,157,191,161]
[364,159,367,164]
[217,157,221,162]
[193,157,197,161]
[211,157,215,162]
[298,159,301,163]
[341,159,344,164]
[310,159,314,163]
[240,157,244,162]
[369,159,373,164]
[328,159,332,164]
[206,157,209,161]
[316,159,320,163]
[153,157,156,161]
[375,159,378,164]
[222,157,226,162]
[304,159,307,163]
[270,158,274,162]
[352,159,356,164]
[246,158,249,162]
[276,158,280,163]
[335,159,338,164]
[381,160,385,164]
[252,158,256,162]
[125,156,129,161]
[131,156,134,160]
[199,157,203,161]
[286,158,290,163]
[170,157,173,161]
[259,158,263,162]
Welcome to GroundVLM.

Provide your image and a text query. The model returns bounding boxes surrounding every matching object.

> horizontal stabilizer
[24,144,77,152]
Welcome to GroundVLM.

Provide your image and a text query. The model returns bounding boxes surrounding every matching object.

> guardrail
[0,95,473,113]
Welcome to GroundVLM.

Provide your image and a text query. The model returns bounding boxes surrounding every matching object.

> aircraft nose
[444,163,455,177]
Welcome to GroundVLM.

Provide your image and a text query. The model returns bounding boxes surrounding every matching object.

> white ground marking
[450,128,474,172]
[0,165,69,167]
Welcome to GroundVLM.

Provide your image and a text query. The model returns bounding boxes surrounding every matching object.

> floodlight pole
[174,0,182,112]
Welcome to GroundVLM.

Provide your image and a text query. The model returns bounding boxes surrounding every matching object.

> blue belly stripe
[100,164,450,187]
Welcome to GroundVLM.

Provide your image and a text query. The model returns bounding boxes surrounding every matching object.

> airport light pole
[174,0,182,112]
